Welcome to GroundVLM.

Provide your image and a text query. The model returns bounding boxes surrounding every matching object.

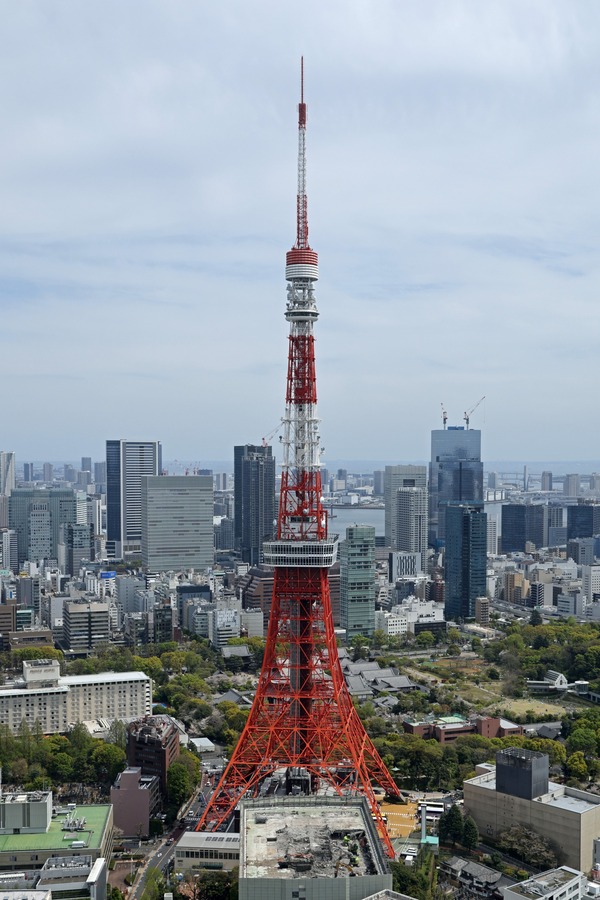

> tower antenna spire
[296,57,309,249]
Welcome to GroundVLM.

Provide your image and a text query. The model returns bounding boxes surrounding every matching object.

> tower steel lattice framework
[196,61,400,857]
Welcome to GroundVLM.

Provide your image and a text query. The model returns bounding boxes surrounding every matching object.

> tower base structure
[196,563,401,857]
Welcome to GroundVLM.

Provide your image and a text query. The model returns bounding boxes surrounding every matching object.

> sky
[2,1,600,466]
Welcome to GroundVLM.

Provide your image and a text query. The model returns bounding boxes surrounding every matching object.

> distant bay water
[326,506,385,537]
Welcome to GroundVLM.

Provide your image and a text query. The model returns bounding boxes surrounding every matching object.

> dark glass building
[444,503,487,621]
[234,444,276,565]
[501,504,545,553]
[429,427,483,547]
[566,503,600,541]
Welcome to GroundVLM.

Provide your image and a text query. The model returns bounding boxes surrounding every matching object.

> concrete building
[62,600,109,654]
[0,659,152,734]
[110,767,161,837]
[141,475,213,573]
[503,867,592,900]
[174,832,240,873]
[0,451,16,499]
[106,439,162,558]
[238,796,391,900]
[0,790,113,872]
[429,427,483,546]
[384,465,427,550]
[582,566,600,603]
[541,471,553,492]
[126,715,180,795]
[9,489,77,568]
[564,474,581,498]
[340,525,376,640]
[208,607,241,648]
[0,528,18,571]
[464,749,600,872]
[36,855,107,900]
[234,444,276,565]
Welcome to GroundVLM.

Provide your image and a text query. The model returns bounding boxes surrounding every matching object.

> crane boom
[464,395,485,429]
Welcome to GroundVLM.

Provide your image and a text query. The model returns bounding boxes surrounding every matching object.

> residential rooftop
[506,867,583,898]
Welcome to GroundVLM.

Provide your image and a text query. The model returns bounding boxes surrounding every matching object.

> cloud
[1,0,600,462]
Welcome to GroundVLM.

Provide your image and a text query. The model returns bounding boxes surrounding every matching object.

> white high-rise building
[141,475,213,573]
[384,465,427,549]
[106,440,162,557]
[582,566,600,603]
[0,451,16,496]
[395,487,428,572]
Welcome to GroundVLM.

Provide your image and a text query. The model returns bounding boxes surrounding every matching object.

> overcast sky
[2,1,600,466]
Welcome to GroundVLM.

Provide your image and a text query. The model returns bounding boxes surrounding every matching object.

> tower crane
[464,396,485,429]
[261,420,283,447]
[441,403,447,429]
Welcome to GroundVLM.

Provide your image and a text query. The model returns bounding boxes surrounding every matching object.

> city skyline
[3,3,600,460]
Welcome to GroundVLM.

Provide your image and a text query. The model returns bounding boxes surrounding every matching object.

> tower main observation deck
[195,61,400,858]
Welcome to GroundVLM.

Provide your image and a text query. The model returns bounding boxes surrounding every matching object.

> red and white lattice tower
[196,60,400,857]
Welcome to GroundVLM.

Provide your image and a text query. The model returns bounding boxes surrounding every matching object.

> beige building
[0,660,152,734]
[464,750,600,872]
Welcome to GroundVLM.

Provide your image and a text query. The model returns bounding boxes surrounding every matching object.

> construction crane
[440,403,447,429]
[261,420,283,447]
[464,395,485,429]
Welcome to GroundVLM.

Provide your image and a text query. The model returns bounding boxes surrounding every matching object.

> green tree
[107,719,128,751]
[529,607,543,626]
[566,728,597,758]
[167,761,192,809]
[438,804,463,846]
[91,743,127,785]
[462,815,479,850]
[566,751,588,781]
[416,631,436,649]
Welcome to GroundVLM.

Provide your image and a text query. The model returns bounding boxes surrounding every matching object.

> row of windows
[179,850,239,860]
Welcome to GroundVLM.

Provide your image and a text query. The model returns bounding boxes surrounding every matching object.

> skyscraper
[106,440,162,558]
[444,503,487,621]
[9,488,77,568]
[233,444,276,565]
[384,465,427,549]
[396,487,428,572]
[0,451,15,529]
[0,452,16,496]
[23,463,34,482]
[429,426,483,546]
[141,475,213,572]
[340,524,376,640]
[81,456,92,474]
[58,522,95,576]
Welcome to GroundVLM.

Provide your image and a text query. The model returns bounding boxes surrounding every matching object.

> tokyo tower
[196,61,400,857]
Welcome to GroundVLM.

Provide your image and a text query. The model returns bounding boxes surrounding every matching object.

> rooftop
[506,867,583,898]
[466,771,600,814]
[0,805,111,854]
[240,796,388,880]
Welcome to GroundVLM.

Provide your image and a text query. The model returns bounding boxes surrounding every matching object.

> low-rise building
[238,796,391,900]
[110,768,161,837]
[0,660,152,735]
[464,749,600,872]
[0,791,113,872]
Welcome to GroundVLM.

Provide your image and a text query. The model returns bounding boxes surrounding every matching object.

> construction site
[238,796,392,900]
